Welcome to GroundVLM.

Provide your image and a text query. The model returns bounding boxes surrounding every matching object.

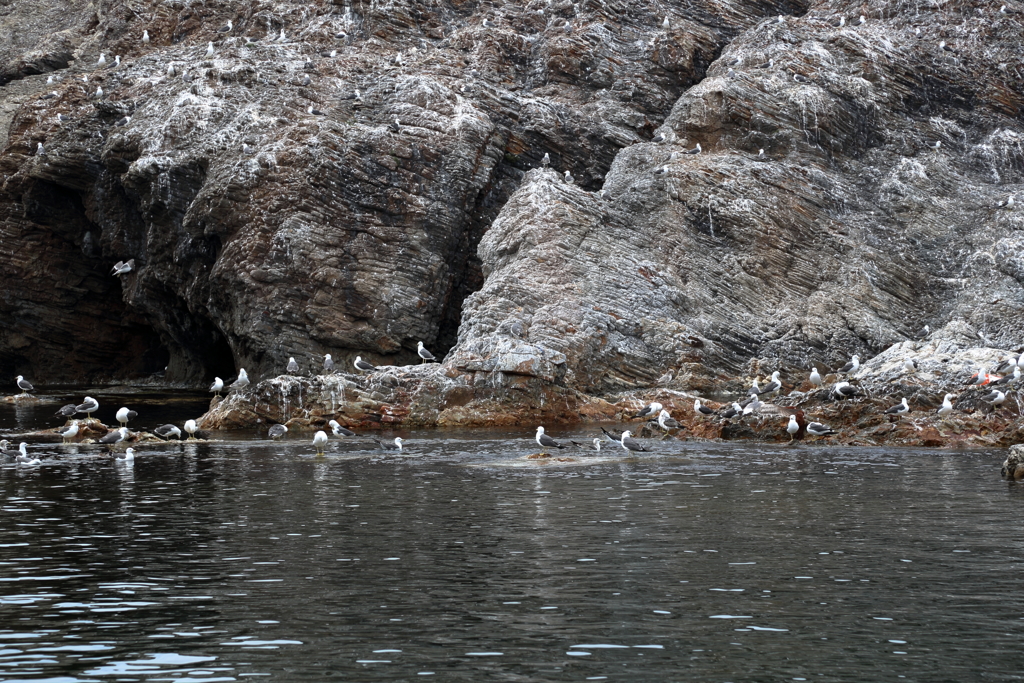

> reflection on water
[1,395,1023,681]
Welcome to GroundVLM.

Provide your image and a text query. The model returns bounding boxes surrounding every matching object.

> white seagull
[376,437,404,452]
[721,402,742,419]
[17,443,40,466]
[657,410,680,431]
[142,30,150,44]
[982,389,1006,407]
[884,398,910,417]
[323,354,335,373]
[838,354,860,374]
[210,377,224,396]
[115,407,137,427]
[809,367,823,388]
[759,370,782,395]
[287,357,299,374]
[417,341,436,363]
[205,42,215,58]
[936,393,955,418]
[59,423,79,443]
[620,430,648,452]
[633,401,663,419]
[184,419,198,440]
[154,424,181,440]
[328,420,355,437]
[806,422,837,437]
[694,399,715,417]
[313,430,329,455]
[353,356,376,373]
[229,369,250,391]
[786,414,800,440]
[76,396,99,419]
[99,427,129,447]
[15,375,33,395]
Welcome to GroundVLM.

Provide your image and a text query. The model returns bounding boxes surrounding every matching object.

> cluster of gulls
[530,343,1024,454]
[4,344,441,466]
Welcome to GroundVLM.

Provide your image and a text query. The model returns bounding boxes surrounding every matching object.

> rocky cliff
[2,0,1023,437]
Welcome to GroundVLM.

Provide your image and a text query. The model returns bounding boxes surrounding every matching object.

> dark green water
[1,390,1022,681]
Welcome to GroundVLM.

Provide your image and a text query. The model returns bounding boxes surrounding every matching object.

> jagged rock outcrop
[3,0,1024,444]
[0,0,801,383]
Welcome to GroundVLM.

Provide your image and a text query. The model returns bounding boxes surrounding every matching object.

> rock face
[3,0,1024,443]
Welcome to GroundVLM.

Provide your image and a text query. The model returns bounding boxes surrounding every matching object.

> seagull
[115,406,137,428]
[36,142,45,156]
[982,389,1006,407]
[720,402,743,419]
[93,86,103,99]
[301,75,311,86]
[855,14,866,25]
[229,369,250,391]
[633,402,663,419]
[683,143,702,155]
[417,341,436,363]
[743,395,762,415]
[793,73,809,83]
[99,427,129,447]
[929,140,942,149]
[601,427,625,444]
[17,443,40,466]
[830,381,860,399]
[328,420,355,437]
[217,19,233,33]
[571,438,603,452]
[47,75,54,84]
[114,55,121,67]
[277,28,286,42]
[806,422,837,437]
[210,377,224,397]
[98,53,107,67]
[809,367,823,388]
[564,170,574,184]
[786,414,800,440]
[184,419,198,440]
[657,410,680,431]
[936,393,955,418]
[59,423,79,443]
[759,371,782,395]
[112,259,134,276]
[662,15,670,28]
[119,447,135,465]
[756,58,774,69]
[354,356,376,373]
[76,396,99,420]
[884,398,911,417]
[912,324,930,340]
[757,148,766,159]
[376,437,404,452]
[903,358,918,373]
[287,357,299,374]
[269,424,288,439]
[694,399,715,417]
[313,430,329,455]
[142,30,150,44]
[620,430,648,452]
[323,354,335,373]
[535,426,565,451]
[994,366,1021,385]
[750,377,761,396]
[307,106,325,116]
[167,64,177,77]
[541,152,550,167]
[15,375,33,395]
[831,16,846,27]
[657,370,674,385]
[838,355,860,375]
[966,365,990,387]
[55,404,78,421]
[205,42,215,58]
[154,424,182,440]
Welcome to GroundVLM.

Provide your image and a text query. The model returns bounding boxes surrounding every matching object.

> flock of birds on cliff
[6,329,1021,466]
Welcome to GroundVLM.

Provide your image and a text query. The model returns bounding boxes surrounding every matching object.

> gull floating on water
[269,424,288,439]
[620,430,647,452]
[328,420,355,437]
[571,438,602,451]
[210,377,223,396]
[535,426,565,451]
[118,447,135,465]
[417,341,436,363]
[376,437,404,452]
[17,443,40,466]
[154,424,181,440]
[15,375,33,395]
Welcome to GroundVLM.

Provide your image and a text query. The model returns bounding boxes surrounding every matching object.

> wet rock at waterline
[1,0,1023,441]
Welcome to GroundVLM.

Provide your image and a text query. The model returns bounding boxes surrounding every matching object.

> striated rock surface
[3,0,1024,450]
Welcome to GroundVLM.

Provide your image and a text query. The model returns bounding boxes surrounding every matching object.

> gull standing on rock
[830,381,860,399]
[809,367,823,388]
[806,422,837,438]
[205,42,215,58]
[142,30,150,44]
[884,398,910,417]
[721,402,742,419]
[56,404,77,421]
[633,401,663,419]
[967,365,989,387]
[59,423,79,443]
[694,399,715,418]
[15,375,33,395]
[982,389,1006,408]
[229,369,249,391]
[903,358,918,373]
[786,414,800,441]
[936,393,955,418]
[994,366,1021,386]
[184,419,198,440]
[535,426,565,452]
[313,430,329,455]
[759,371,782,395]
[620,430,648,452]
[154,424,181,440]
[287,357,299,374]
[417,341,436,363]
[97,53,107,67]
[353,356,376,373]
[658,410,680,431]
[76,396,99,420]
[99,427,129,447]
[839,355,860,375]
[210,377,223,397]
[323,354,335,374]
